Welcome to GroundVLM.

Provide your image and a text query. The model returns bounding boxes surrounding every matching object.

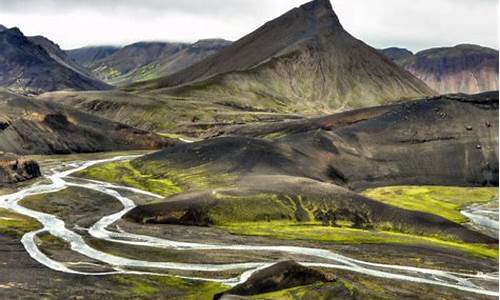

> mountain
[380,47,413,61]
[28,35,97,79]
[87,42,188,85]
[0,89,176,155]
[81,39,231,86]
[0,25,6,32]
[381,44,499,94]
[66,46,120,67]
[0,27,111,94]
[127,0,435,113]
[120,39,232,85]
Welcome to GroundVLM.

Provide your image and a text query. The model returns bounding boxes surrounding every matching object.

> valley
[0,0,498,299]
[0,152,498,299]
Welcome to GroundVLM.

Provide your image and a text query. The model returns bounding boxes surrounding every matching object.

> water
[0,155,497,296]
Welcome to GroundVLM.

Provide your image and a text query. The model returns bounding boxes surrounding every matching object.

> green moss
[362,186,498,223]
[76,161,182,197]
[247,281,362,300]
[209,193,296,224]
[114,275,226,299]
[218,221,498,260]
[0,208,42,237]
[133,160,237,191]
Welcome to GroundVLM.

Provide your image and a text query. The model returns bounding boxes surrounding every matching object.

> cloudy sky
[0,0,497,52]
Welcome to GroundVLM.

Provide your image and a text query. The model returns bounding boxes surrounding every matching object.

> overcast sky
[0,0,497,52]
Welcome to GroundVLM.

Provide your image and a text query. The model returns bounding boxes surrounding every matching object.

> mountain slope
[121,39,231,85]
[29,35,98,79]
[88,42,189,85]
[382,44,499,94]
[128,0,435,113]
[66,46,120,67]
[0,89,174,155]
[0,27,111,94]
[84,39,230,86]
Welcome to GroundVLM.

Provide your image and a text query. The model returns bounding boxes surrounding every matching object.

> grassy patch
[36,232,70,251]
[76,161,182,197]
[0,208,41,237]
[209,193,297,224]
[218,221,498,260]
[132,160,237,191]
[362,186,498,223]
[113,275,226,300]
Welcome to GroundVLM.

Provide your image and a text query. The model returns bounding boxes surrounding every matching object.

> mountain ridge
[381,44,499,94]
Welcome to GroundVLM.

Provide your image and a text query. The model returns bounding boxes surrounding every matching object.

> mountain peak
[300,0,340,25]
[0,24,6,32]
[3,27,24,37]
[300,0,333,11]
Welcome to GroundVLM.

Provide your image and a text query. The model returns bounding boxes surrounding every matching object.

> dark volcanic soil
[127,92,498,244]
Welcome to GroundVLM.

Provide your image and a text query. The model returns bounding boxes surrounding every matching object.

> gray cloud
[0,0,497,51]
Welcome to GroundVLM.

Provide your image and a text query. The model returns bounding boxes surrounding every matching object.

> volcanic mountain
[127,0,435,113]
[381,44,499,94]
[0,27,110,94]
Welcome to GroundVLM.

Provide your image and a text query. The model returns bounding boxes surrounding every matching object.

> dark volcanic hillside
[0,27,110,94]
[66,46,120,67]
[125,92,498,244]
[0,90,175,155]
[382,44,499,94]
[128,0,435,113]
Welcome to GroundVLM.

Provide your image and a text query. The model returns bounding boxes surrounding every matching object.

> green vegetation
[362,186,498,223]
[209,193,300,224]
[36,232,70,251]
[132,160,237,191]
[0,208,41,237]
[248,282,357,300]
[219,221,498,260]
[76,160,237,196]
[76,161,182,197]
[113,275,226,300]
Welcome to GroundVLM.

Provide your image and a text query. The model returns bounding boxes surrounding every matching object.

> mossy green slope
[362,186,499,223]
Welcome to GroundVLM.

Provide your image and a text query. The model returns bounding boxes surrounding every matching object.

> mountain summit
[128,0,435,113]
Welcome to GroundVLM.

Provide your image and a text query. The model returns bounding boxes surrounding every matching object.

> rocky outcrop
[214,261,336,299]
[382,44,499,95]
[0,152,41,184]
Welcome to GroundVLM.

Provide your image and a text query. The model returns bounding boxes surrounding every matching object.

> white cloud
[0,0,497,51]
